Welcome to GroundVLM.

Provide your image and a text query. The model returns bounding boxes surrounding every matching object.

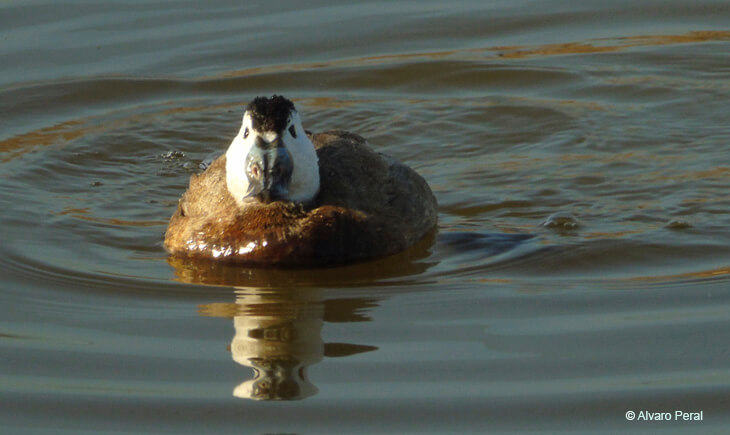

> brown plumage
[164,130,437,266]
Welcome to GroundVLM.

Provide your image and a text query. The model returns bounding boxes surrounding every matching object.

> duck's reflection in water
[171,235,434,400]
[199,287,378,401]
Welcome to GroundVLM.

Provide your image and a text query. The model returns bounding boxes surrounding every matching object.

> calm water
[1,0,729,433]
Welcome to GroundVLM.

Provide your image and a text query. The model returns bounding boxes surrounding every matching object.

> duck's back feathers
[164,130,437,266]
[313,131,437,248]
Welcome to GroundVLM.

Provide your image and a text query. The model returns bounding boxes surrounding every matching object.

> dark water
[1,0,729,433]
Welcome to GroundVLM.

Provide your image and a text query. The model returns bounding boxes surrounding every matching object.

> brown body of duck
[164,128,437,266]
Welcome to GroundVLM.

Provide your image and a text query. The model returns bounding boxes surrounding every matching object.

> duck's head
[226,95,320,206]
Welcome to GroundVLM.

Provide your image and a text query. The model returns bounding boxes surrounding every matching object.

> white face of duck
[226,107,320,206]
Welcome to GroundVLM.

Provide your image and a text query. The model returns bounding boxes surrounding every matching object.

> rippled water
[1,0,729,433]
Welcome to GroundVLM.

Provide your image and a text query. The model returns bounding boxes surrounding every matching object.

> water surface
[1,0,729,433]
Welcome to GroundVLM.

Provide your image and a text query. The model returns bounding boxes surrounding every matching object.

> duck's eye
[244,127,249,139]
[288,125,297,138]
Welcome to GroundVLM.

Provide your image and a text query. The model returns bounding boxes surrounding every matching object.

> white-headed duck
[164,95,437,266]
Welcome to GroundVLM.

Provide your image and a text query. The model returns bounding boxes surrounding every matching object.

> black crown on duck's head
[246,95,296,134]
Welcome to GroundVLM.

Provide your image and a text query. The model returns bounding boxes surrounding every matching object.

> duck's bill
[244,138,293,203]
